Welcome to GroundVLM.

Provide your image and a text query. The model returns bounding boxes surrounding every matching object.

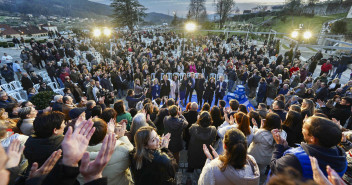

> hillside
[0,0,113,18]
[144,12,173,24]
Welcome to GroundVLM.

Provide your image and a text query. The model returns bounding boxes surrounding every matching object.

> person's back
[198,128,260,185]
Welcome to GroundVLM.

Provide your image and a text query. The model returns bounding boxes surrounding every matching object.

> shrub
[31,91,57,110]
[331,20,347,35]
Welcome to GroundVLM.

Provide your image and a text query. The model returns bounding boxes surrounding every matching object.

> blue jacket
[152,84,161,99]
[270,143,347,180]
[257,82,267,98]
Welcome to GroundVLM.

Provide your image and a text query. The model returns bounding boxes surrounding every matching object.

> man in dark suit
[115,71,126,98]
[315,82,329,102]
[160,74,171,98]
[154,98,175,135]
[183,102,198,149]
[195,73,206,108]
[185,72,196,105]
[215,75,227,106]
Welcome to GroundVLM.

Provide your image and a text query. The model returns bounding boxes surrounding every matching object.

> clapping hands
[271,129,288,148]
[203,144,218,160]
[310,156,346,185]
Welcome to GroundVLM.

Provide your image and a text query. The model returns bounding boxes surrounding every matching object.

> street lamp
[182,22,197,56]
[103,27,111,37]
[303,31,312,39]
[185,22,196,32]
[93,28,101,37]
[291,31,299,38]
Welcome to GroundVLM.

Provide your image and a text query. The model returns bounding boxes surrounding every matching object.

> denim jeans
[228,80,235,92]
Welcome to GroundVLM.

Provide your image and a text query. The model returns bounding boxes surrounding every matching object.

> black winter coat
[130,148,178,185]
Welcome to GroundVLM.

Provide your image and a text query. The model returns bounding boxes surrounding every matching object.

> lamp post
[182,22,197,56]
[289,29,312,65]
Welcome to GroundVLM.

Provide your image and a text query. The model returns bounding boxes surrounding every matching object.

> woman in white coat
[198,128,260,185]
[77,118,134,185]
[169,75,180,101]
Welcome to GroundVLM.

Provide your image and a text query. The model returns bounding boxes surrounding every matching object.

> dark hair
[263,113,282,131]
[169,105,178,117]
[275,100,285,110]
[238,104,248,114]
[143,103,154,115]
[219,100,226,108]
[63,88,70,94]
[197,111,212,128]
[289,105,301,113]
[283,111,302,129]
[201,103,210,112]
[167,98,175,106]
[89,118,107,146]
[229,99,239,111]
[20,101,29,108]
[91,105,102,118]
[248,111,261,128]
[210,106,223,128]
[33,111,65,138]
[114,100,125,115]
[219,128,247,171]
[127,89,134,96]
[100,108,117,123]
[63,96,70,104]
[306,116,342,148]
[235,112,251,136]
[130,108,138,118]
[155,98,161,105]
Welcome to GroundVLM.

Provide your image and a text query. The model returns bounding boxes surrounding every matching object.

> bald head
[191,102,198,110]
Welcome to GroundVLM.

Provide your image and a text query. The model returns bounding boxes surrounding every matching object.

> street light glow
[303,31,312,39]
[185,22,196,32]
[93,28,101,37]
[103,28,111,36]
[291,31,299,38]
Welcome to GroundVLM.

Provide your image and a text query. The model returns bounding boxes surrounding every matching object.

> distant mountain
[144,12,174,24]
[0,0,113,18]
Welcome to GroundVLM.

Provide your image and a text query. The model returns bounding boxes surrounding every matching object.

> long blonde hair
[134,126,155,170]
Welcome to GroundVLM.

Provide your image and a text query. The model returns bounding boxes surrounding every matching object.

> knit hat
[69,108,86,119]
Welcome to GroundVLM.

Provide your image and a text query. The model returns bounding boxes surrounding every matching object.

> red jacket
[321,63,332,73]
[289,67,300,76]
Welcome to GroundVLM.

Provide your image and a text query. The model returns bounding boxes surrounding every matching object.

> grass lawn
[270,13,348,34]
[345,18,352,34]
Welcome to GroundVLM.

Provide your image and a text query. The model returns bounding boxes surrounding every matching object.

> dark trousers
[185,88,195,103]
[196,90,203,107]
[215,91,224,106]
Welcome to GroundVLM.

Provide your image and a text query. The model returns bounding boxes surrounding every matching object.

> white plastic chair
[1,84,15,94]
[9,92,26,102]
[209,73,217,80]
[33,84,40,91]
[9,81,23,91]
[179,73,185,81]
[166,73,172,80]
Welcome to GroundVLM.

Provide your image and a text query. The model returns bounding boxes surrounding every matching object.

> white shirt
[219,81,223,92]
[2,55,13,63]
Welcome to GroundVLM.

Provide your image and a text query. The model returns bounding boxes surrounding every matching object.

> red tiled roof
[15,26,48,35]
[0,24,21,35]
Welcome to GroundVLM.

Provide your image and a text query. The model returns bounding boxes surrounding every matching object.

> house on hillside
[15,25,48,37]
[271,5,284,12]
[0,24,21,38]
[41,23,58,32]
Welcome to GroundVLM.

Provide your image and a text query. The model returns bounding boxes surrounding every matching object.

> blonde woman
[134,78,143,95]
[130,126,177,185]
[152,78,161,100]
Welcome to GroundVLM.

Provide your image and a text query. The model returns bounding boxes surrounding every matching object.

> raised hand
[252,118,258,127]
[115,121,126,139]
[203,144,213,160]
[6,139,25,168]
[229,115,235,125]
[161,133,171,149]
[80,133,116,183]
[28,149,62,179]
[209,145,218,159]
[271,129,287,147]
[107,118,115,134]
[62,120,95,167]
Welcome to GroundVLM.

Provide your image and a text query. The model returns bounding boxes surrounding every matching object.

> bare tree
[188,0,207,22]
[214,0,236,29]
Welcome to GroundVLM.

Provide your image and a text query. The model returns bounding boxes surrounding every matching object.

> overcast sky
[90,0,287,16]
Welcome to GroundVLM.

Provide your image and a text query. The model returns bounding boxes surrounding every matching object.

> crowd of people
[0,29,351,185]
